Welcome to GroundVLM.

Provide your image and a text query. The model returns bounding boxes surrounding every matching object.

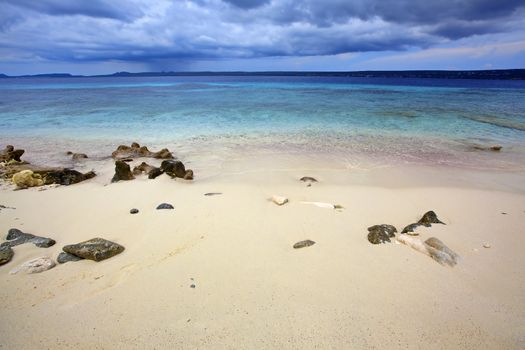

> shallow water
[1,76,524,170]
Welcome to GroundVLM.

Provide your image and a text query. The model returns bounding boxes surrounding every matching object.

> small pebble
[190,284,196,288]
[501,212,507,215]
[156,203,174,210]
[483,243,491,248]
[130,208,139,214]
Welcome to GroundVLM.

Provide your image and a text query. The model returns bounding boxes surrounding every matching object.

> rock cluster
[0,145,24,163]
[111,142,174,160]
[160,160,194,180]
[0,228,56,266]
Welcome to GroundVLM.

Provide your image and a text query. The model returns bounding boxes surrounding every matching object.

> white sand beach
[1,153,525,349]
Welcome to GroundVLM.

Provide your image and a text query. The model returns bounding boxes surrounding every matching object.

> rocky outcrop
[2,228,56,248]
[293,240,316,249]
[401,211,445,234]
[10,257,56,274]
[112,160,135,182]
[111,142,174,160]
[0,246,14,265]
[367,224,397,244]
[132,162,163,179]
[62,238,125,262]
[43,169,96,185]
[57,252,84,264]
[160,160,193,180]
[0,145,24,162]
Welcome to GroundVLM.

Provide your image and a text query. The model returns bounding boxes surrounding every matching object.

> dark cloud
[2,0,142,21]
[0,0,524,69]
[222,0,270,9]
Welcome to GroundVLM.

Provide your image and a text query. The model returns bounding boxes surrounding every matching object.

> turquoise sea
[1,76,524,170]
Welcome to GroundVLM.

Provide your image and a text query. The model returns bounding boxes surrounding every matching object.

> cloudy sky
[1,0,524,75]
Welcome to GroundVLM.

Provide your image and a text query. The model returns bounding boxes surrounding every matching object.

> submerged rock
[0,245,14,265]
[271,195,289,206]
[63,238,125,262]
[111,143,174,160]
[156,203,174,210]
[401,210,445,233]
[10,256,56,274]
[71,153,88,160]
[293,240,316,249]
[12,170,44,189]
[367,224,397,244]
[57,251,84,264]
[112,160,135,182]
[2,228,56,248]
[472,144,502,152]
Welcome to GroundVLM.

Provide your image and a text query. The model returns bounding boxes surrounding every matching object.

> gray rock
[0,245,14,265]
[424,237,459,267]
[293,239,316,249]
[10,256,56,274]
[1,228,56,249]
[112,160,135,182]
[63,238,125,262]
[367,224,397,244]
[57,251,84,264]
[130,208,139,214]
[156,203,174,210]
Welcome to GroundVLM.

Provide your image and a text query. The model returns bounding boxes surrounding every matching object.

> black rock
[293,239,316,249]
[130,208,139,214]
[148,167,163,179]
[367,224,397,244]
[156,203,174,210]
[204,192,222,196]
[0,245,14,265]
[160,160,186,178]
[401,211,445,233]
[44,169,96,186]
[2,228,56,249]
[57,251,84,264]
[112,160,135,182]
[63,238,125,262]
[300,176,318,183]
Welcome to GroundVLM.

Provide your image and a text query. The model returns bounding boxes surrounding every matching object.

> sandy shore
[1,155,525,349]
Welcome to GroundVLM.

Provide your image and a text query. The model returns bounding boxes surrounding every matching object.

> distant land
[1,69,524,80]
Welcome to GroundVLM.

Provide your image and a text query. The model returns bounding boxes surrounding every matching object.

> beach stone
[112,160,135,182]
[0,245,14,265]
[184,169,194,180]
[2,228,56,248]
[483,243,491,248]
[0,145,25,162]
[293,240,316,249]
[204,192,222,196]
[10,257,56,274]
[57,251,84,264]
[43,169,96,185]
[160,160,186,178]
[148,167,164,179]
[111,143,174,160]
[367,224,397,244]
[424,237,459,267]
[12,170,44,188]
[63,238,125,262]
[132,162,156,176]
[272,195,289,206]
[130,208,139,214]
[300,176,318,183]
[401,210,445,233]
[71,153,88,160]
[156,203,174,210]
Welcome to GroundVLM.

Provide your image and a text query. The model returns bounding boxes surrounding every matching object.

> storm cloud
[0,0,524,72]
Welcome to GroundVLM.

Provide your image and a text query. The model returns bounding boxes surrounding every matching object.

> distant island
[1,69,524,80]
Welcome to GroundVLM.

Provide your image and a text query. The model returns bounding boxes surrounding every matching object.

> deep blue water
[1,76,524,168]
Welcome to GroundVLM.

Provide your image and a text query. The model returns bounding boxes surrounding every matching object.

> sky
[0,0,524,75]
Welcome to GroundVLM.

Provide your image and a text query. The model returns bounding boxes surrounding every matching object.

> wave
[464,115,525,132]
